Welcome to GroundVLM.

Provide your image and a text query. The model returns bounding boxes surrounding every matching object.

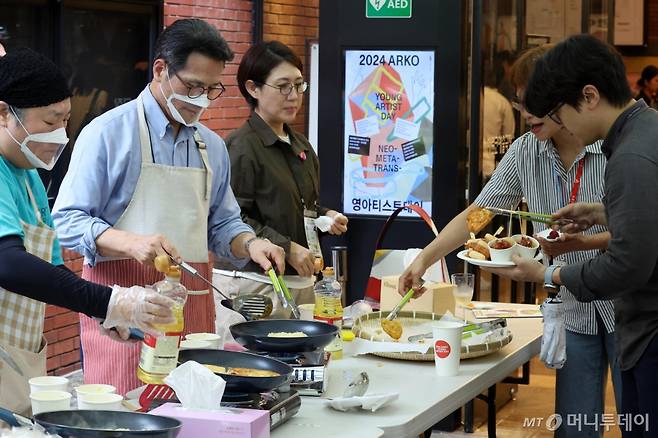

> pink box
[150,403,270,438]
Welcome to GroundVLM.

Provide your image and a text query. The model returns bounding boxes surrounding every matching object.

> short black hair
[153,19,234,72]
[237,41,303,109]
[525,34,632,118]
[637,65,658,88]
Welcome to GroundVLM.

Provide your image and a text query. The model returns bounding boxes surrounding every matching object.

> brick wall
[45,249,83,375]
[263,0,319,135]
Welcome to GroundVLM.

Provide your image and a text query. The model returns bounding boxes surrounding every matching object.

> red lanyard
[568,157,586,204]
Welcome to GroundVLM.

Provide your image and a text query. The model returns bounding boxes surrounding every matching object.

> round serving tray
[352,310,513,361]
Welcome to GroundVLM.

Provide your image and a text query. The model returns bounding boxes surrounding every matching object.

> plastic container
[30,390,71,414]
[29,376,69,394]
[137,266,188,384]
[77,393,123,410]
[74,384,116,397]
[314,268,344,359]
[185,333,221,349]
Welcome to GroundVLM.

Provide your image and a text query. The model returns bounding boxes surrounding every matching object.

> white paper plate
[457,250,542,268]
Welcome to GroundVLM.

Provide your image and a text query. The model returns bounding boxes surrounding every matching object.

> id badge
[304,208,322,258]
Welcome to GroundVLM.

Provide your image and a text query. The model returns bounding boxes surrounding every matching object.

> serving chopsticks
[484,206,572,226]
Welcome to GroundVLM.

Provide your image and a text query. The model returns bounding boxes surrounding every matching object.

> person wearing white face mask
[52,19,286,395]
[0,48,176,415]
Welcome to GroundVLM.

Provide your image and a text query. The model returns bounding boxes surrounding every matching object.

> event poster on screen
[343,49,435,217]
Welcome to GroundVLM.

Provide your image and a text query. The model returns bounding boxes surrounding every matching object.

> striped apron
[80,95,215,395]
[0,182,55,414]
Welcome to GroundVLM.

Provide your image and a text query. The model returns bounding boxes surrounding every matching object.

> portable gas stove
[253,349,331,396]
[149,389,301,430]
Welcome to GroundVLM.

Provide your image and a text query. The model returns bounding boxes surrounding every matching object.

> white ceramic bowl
[185,333,221,349]
[179,339,212,350]
[77,392,123,410]
[29,376,69,394]
[74,384,116,398]
[512,234,540,259]
[487,237,517,263]
[30,390,71,414]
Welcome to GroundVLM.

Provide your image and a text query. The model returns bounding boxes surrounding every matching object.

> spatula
[381,286,417,340]
[160,247,272,320]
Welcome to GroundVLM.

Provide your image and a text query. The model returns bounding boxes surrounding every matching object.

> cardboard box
[150,403,270,438]
[380,275,455,314]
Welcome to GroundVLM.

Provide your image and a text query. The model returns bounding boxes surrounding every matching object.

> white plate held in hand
[457,250,542,268]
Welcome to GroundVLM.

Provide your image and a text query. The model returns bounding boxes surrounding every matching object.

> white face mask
[5,107,69,170]
[159,70,210,126]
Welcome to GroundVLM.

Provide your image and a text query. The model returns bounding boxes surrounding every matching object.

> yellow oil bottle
[137,265,188,384]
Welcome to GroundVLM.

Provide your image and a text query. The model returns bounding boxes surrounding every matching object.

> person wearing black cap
[0,48,175,414]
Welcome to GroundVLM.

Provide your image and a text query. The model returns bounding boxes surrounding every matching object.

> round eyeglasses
[259,81,308,96]
[173,71,226,100]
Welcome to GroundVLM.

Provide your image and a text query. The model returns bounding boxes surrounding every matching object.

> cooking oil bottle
[137,265,188,384]
[314,267,343,359]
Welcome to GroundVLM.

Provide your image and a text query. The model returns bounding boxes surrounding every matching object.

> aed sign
[366,0,412,19]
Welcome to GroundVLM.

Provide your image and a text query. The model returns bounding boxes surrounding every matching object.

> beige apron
[79,95,215,395]
[0,182,54,414]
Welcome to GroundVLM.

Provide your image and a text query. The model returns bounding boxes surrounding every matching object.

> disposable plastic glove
[102,285,175,335]
[539,298,566,369]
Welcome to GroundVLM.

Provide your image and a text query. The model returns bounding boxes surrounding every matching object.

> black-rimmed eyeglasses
[259,81,308,96]
[173,71,226,100]
[546,102,564,125]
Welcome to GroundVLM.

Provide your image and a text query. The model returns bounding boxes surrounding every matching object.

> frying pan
[230,319,339,353]
[0,408,181,437]
[177,349,293,393]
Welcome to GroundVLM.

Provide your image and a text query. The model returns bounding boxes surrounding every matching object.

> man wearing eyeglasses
[51,19,285,395]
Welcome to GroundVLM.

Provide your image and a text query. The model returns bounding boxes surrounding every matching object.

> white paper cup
[512,234,539,259]
[298,303,315,321]
[185,333,221,349]
[179,339,212,350]
[30,390,71,414]
[29,376,69,394]
[432,321,464,376]
[77,393,123,410]
[74,384,116,398]
[487,237,517,263]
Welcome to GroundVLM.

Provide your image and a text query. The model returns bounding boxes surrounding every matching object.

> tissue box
[150,403,270,438]
[380,275,455,314]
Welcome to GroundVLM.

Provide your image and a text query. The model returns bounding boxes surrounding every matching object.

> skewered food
[466,207,495,233]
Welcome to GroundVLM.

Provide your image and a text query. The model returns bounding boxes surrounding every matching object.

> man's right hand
[286,242,315,277]
[397,256,428,298]
[129,233,179,266]
[552,202,606,233]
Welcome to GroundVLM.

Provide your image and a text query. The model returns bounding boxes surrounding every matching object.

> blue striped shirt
[474,132,615,335]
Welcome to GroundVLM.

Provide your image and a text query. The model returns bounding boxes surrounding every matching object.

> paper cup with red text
[432,321,464,376]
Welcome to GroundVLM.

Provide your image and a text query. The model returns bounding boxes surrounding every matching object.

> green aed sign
[366,0,412,19]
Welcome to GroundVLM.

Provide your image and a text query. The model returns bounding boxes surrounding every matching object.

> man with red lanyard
[53,19,285,395]
[399,45,619,438]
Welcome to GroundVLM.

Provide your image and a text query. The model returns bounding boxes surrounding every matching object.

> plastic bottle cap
[166,266,181,279]
[340,329,355,342]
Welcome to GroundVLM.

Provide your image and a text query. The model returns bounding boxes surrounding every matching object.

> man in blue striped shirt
[400,45,619,437]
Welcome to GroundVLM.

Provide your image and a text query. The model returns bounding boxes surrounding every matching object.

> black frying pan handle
[0,406,25,428]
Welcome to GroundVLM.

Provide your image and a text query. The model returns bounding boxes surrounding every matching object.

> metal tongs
[160,247,272,320]
[267,263,301,319]
[484,206,573,227]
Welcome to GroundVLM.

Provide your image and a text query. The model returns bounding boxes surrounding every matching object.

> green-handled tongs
[484,206,573,226]
[267,266,300,319]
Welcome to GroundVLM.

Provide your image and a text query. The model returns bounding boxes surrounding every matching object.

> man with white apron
[0,48,175,413]
[53,19,285,395]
